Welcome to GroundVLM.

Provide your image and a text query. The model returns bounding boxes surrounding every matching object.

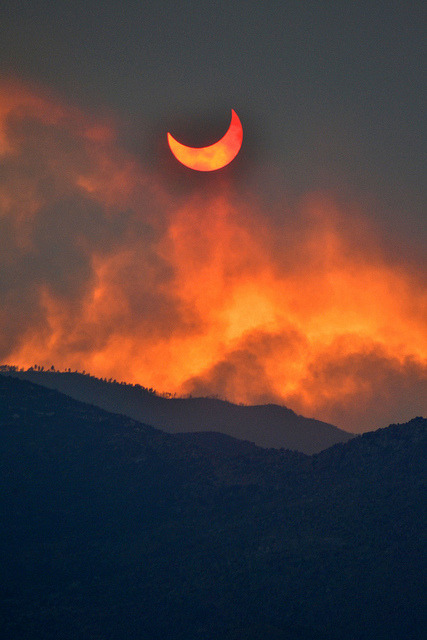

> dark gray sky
[1,0,425,238]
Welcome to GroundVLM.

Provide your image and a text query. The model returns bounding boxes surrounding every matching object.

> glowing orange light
[1,80,426,432]
[167,109,243,171]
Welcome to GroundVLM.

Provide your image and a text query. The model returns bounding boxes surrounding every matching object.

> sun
[167,110,243,171]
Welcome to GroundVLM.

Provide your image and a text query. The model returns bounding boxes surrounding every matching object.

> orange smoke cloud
[1,80,426,432]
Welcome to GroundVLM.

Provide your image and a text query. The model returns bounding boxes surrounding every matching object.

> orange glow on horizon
[167,110,243,171]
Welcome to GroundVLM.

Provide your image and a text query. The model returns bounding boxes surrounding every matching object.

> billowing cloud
[1,79,426,431]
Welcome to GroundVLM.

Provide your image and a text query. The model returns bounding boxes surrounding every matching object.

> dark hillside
[2,368,353,452]
[174,430,263,457]
[0,374,425,640]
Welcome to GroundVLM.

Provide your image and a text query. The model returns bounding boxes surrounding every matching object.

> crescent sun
[167,109,243,171]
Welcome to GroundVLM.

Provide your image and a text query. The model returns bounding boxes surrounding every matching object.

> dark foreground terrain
[0,374,425,639]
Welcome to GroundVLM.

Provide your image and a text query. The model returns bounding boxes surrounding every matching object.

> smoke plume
[1,80,425,431]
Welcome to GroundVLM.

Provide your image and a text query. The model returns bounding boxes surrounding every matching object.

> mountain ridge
[0,373,425,639]
[1,367,353,453]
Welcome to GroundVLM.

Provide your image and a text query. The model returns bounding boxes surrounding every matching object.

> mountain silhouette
[1,368,353,452]
[0,373,425,640]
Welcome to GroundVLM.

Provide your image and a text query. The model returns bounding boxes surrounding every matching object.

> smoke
[1,79,425,431]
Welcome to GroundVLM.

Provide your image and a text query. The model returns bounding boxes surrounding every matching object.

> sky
[0,0,425,432]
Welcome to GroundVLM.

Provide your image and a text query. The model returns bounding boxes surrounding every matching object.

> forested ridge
[1,366,353,452]
[0,374,425,639]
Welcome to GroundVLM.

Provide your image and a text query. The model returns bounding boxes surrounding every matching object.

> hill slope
[1,368,353,452]
[0,374,425,640]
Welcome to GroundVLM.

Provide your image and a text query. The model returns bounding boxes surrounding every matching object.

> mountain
[0,374,425,640]
[1,368,353,452]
